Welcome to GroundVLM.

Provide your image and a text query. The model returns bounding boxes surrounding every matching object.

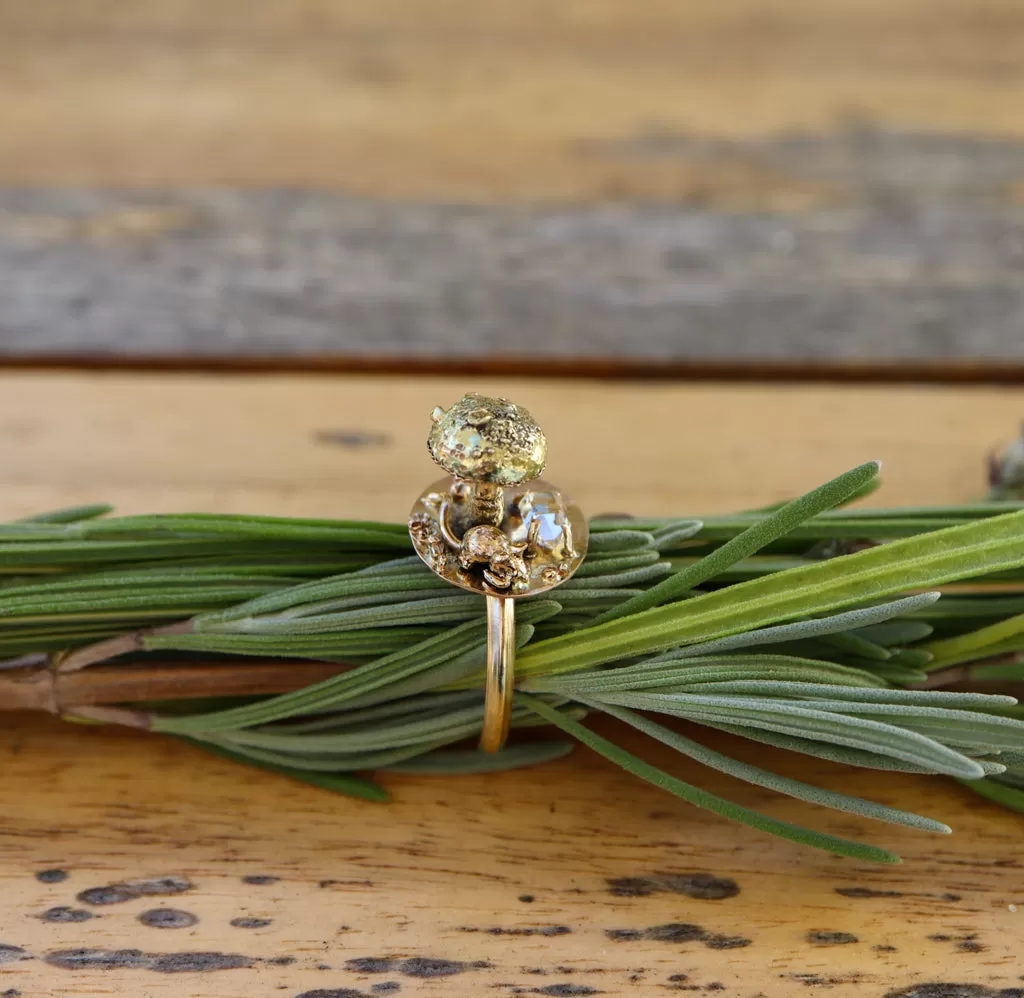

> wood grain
[4,4,1024,363]
[0,372,1020,521]
[3,184,1024,363]
[3,1,1024,196]
[0,372,1022,996]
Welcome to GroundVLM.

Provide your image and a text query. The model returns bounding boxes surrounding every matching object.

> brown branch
[0,665,58,712]
[55,621,195,673]
[0,657,353,717]
[65,706,155,729]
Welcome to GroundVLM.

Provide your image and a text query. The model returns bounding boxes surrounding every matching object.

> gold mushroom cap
[428,394,547,485]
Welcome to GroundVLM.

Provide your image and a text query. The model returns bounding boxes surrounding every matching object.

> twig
[55,621,195,673]
[0,657,352,714]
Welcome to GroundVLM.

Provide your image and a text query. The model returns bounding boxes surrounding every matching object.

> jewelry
[409,394,588,752]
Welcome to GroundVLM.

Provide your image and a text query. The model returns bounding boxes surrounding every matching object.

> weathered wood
[2,2,1024,360]
[2,182,1024,361]
[0,372,1022,996]
[5,711,1023,998]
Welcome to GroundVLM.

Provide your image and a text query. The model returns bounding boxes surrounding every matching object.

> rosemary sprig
[0,475,1023,864]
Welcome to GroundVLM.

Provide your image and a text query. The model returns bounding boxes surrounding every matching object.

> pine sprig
[0,468,1023,863]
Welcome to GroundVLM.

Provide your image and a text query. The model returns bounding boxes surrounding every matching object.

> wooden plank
[2,185,1024,364]
[0,372,1022,997]
[3,1,1024,195]
[2,5,1024,363]
[5,711,1023,998]
[0,372,1019,521]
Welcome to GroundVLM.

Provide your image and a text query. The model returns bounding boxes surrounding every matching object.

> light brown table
[0,372,1022,997]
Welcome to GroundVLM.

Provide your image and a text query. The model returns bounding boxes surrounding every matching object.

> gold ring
[409,394,588,752]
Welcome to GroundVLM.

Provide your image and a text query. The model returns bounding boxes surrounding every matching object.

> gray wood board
[1,127,1022,360]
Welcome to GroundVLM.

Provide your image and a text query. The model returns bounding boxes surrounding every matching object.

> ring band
[481,595,516,752]
[409,394,588,752]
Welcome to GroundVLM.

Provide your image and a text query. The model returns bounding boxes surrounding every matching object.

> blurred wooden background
[1,1,1023,364]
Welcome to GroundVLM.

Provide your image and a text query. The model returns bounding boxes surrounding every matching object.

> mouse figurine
[411,392,585,595]
[425,393,545,592]
[410,393,586,596]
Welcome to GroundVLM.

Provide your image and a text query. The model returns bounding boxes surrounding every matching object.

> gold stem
[469,481,505,527]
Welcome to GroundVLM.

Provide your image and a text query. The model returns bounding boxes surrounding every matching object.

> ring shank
[481,595,515,752]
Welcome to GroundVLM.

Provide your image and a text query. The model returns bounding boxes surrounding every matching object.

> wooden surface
[2,2,1024,360]
[4,1,1024,194]
[0,372,1023,997]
